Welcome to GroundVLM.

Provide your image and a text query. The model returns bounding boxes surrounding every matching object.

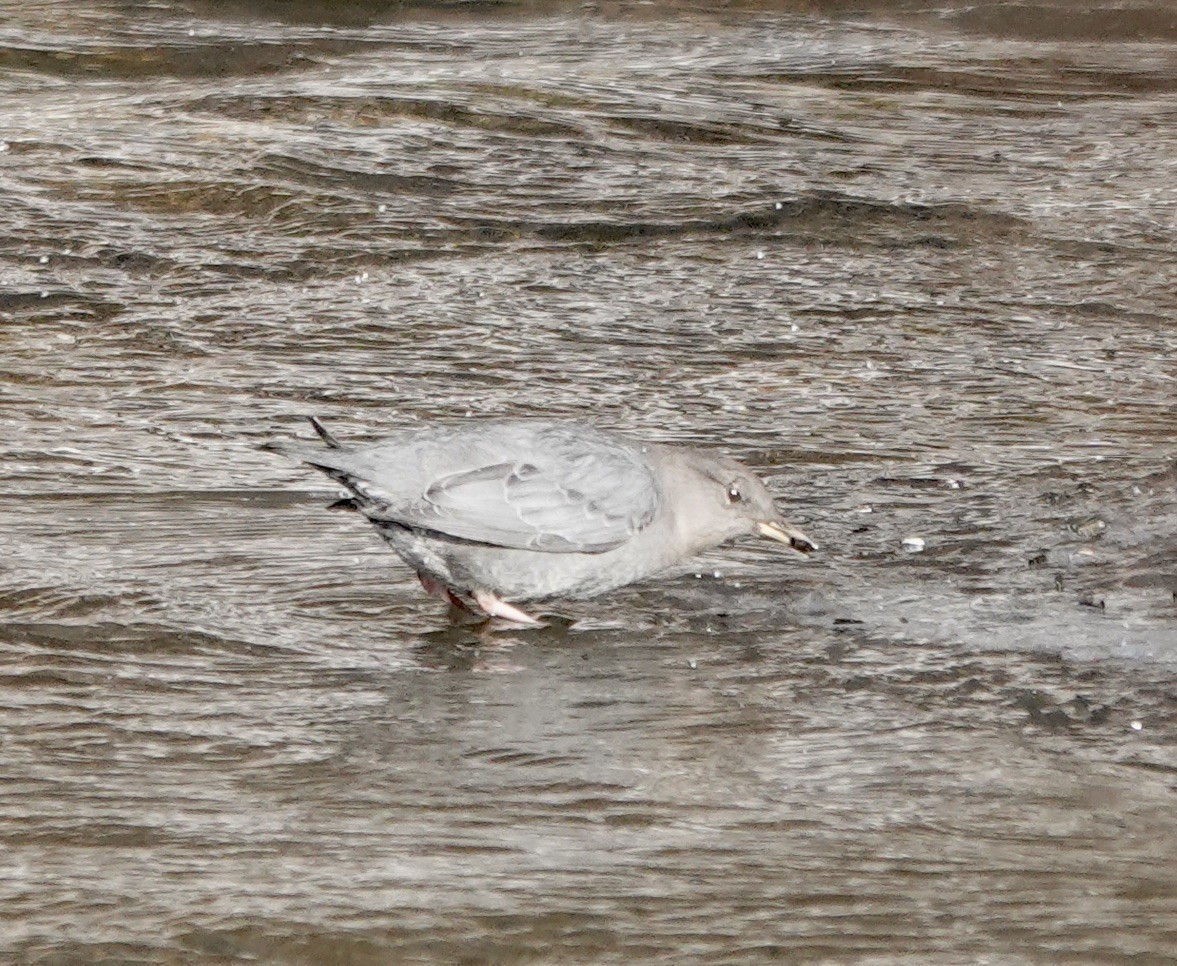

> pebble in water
[1069,515,1107,538]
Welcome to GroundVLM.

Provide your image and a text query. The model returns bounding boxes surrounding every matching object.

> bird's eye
[726,484,744,504]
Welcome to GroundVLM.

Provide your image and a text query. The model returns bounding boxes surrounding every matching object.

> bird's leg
[419,574,543,626]
[418,573,474,611]
[473,589,545,627]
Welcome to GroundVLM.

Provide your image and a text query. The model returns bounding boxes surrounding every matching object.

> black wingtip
[308,415,342,449]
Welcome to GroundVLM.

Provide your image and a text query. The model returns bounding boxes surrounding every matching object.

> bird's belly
[377,524,673,601]
[459,547,661,600]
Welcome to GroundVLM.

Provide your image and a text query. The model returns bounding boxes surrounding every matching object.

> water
[1,0,1175,961]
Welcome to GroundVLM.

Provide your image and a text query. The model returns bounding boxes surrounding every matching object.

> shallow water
[1,0,1175,962]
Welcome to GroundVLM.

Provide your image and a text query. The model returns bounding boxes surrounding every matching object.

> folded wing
[284,422,663,554]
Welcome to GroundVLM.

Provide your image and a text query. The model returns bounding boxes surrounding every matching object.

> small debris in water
[857,504,873,514]
[1069,514,1107,538]
[1028,552,1047,569]
[1078,593,1105,611]
[901,536,926,553]
[755,250,765,260]
[688,659,697,669]
[38,255,49,264]
[1130,720,1143,731]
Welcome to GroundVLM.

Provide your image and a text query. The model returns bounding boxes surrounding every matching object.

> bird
[266,416,816,625]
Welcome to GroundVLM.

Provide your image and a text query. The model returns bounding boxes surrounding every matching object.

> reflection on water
[1,0,1175,961]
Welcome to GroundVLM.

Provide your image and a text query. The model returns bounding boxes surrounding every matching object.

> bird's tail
[261,415,344,459]
[262,417,371,514]
[307,416,342,449]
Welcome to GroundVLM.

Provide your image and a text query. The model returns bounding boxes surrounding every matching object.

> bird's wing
[286,423,663,553]
[404,448,661,552]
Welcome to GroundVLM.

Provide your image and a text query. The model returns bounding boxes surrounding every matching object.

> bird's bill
[757,520,818,556]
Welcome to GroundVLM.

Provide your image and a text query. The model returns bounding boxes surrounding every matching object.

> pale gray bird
[267,417,816,625]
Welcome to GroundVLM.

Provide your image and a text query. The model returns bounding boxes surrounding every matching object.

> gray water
[1,0,1176,962]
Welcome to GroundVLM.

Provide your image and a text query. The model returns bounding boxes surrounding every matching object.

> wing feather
[292,422,663,554]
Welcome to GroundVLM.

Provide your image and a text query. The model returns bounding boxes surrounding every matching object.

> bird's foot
[473,589,545,627]
[419,574,544,628]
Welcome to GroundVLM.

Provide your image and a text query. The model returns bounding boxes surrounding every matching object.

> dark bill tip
[757,520,818,556]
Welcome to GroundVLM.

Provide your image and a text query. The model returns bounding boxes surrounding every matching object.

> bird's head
[672,450,817,557]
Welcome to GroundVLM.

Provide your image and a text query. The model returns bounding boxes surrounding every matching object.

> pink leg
[473,589,544,626]
[418,573,473,612]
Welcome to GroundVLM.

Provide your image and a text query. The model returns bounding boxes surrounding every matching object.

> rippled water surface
[2,0,1176,962]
